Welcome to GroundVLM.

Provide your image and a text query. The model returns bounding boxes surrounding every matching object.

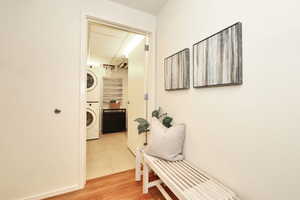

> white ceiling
[88,23,140,65]
[108,0,168,15]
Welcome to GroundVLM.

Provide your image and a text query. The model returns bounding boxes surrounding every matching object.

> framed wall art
[193,22,243,88]
[164,48,190,91]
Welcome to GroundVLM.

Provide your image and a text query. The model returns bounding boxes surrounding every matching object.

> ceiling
[88,22,143,66]
[108,0,168,15]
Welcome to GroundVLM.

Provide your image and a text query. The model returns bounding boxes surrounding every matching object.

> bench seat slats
[172,162,229,200]
[144,154,239,200]
[155,160,187,191]
[175,162,225,198]
[181,161,236,197]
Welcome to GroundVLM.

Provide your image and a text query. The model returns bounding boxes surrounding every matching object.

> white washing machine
[87,65,101,102]
[86,102,100,140]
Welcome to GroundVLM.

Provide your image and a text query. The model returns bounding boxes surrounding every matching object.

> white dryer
[87,65,101,102]
[86,102,100,140]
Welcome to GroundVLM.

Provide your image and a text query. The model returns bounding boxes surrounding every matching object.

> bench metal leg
[143,162,149,194]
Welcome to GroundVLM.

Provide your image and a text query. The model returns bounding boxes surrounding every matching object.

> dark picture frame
[193,22,243,88]
[164,48,190,91]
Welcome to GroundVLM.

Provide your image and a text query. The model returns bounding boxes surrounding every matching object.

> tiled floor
[86,132,136,180]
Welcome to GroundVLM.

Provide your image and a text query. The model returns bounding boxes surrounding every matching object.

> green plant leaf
[162,116,173,128]
[134,118,150,134]
[152,107,161,119]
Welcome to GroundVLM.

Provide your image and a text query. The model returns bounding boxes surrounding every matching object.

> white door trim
[79,12,156,188]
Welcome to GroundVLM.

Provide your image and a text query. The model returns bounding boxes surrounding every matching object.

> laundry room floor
[86,132,135,180]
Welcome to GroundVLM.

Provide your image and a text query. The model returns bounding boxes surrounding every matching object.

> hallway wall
[156,0,300,199]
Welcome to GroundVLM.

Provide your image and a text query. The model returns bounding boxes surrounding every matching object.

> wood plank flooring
[45,169,178,200]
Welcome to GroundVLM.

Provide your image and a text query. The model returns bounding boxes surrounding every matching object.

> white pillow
[145,118,185,161]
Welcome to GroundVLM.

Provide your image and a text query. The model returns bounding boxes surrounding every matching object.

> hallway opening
[85,21,149,180]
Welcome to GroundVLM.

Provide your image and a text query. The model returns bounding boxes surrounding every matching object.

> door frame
[79,13,156,187]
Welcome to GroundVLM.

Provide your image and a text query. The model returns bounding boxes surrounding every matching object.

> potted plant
[134,118,150,145]
[109,99,120,109]
[134,107,173,145]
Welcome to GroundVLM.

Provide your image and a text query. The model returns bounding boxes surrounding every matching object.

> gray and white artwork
[193,22,242,88]
[164,48,190,90]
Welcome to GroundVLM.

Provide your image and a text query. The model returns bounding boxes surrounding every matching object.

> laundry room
[85,21,147,180]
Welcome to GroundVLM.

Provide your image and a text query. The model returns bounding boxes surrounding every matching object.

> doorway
[84,20,149,180]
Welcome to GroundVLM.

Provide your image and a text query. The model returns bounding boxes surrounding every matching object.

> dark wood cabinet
[102,109,126,134]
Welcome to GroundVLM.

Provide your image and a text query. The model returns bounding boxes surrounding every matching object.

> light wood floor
[45,169,178,200]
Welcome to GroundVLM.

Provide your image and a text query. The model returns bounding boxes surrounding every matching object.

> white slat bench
[136,149,240,200]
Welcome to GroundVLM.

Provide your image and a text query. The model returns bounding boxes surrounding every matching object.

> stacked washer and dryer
[86,65,101,140]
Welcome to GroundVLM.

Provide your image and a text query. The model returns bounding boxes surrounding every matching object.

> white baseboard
[22,184,83,200]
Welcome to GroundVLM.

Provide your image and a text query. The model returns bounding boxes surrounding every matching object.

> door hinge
[144,44,149,51]
[144,93,149,100]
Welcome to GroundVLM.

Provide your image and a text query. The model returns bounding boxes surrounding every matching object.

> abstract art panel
[164,48,190,90]
[193,22,243,88]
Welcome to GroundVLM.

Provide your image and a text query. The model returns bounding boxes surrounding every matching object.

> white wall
[156,0,300,200]
[0,0,155,200]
